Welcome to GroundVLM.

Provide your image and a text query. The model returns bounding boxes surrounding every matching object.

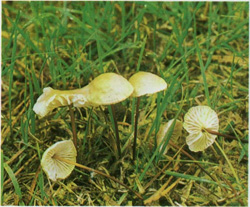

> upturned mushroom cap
[33,87,89,117]
[183,106,219,152]
[85,73,134,106]
[129,72,167,97]
[157,119,183,155]
[41,140,77,181]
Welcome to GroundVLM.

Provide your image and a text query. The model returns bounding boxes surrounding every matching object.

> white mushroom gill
[183,106,219,152]
[41,140,77,181]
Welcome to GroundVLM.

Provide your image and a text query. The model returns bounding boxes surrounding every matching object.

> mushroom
[41,140,77,181]
[34,73,133,158]
[157,119,183,155]
[85,73,134,106]
[42,140,143,199]
[183,105,219,152]
[33,86,89,148]
[129,71,167,160]
[33,87,89,118]
[84,73,134,157]
[183,105,245,152]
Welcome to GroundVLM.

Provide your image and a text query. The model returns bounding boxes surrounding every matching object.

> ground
[1,1,249,206]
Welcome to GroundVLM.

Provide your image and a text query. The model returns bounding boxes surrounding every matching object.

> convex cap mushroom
[41,140,77,181]
[82,72,134,158]
[129,71,167,97]
[183,106,219,152]
[128,71,167,160]
[85,72,134,106]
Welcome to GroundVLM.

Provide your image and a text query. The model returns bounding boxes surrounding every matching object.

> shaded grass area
[1,1,248,206]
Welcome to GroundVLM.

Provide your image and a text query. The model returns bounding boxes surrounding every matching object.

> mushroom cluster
[33,73,133,117]
[32,69,243,207]
[34,70,237,195]
[34,71,169,182]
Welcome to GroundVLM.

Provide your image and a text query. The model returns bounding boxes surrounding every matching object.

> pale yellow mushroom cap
[129,72,167,97]
[85,73,134,106]
[41,140,77,181]
[33,87,89,117]
[157,119,183,155]
[183,106,219,152]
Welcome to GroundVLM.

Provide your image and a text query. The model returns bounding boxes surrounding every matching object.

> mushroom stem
[69,104,77,148]
[205,128,247,143]
[53,155,143,200]
[111,104,121,158]
[133,96,141,161]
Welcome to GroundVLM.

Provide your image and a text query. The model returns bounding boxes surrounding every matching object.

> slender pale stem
[69,104,77,148]
[133,97,141,160]
[111,104,121,158]
[54,156,143,200]
[205,128,247,143]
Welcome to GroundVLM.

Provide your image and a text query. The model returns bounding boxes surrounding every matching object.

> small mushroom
[85,73,134,157]
[157,119,183,155]
[41,140,143,199]
[85,72,134,106]
[33,86,89,149]
[183,106,219,152]
[33,87,89,118]
[129,72,167,160]
[129,71,167,97]
[41,140,77,181]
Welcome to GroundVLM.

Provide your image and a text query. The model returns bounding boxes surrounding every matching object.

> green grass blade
[4,163,25,205]
[28,69,36,134]
[155,118,177,162]
[30,63,41,94]
[1,151,4,205]
[38,171,46,201]
[8,12,20,136]
[164,170,229,188]
[193,28,211,106]
[215,141,242,190]
[228,122,248,158]
[136,36,147,72]
[139,104,183,182]
[146,69,187,142]
[120,2,126,37]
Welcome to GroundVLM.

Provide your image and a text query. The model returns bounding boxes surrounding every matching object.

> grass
[1,1,249,206]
